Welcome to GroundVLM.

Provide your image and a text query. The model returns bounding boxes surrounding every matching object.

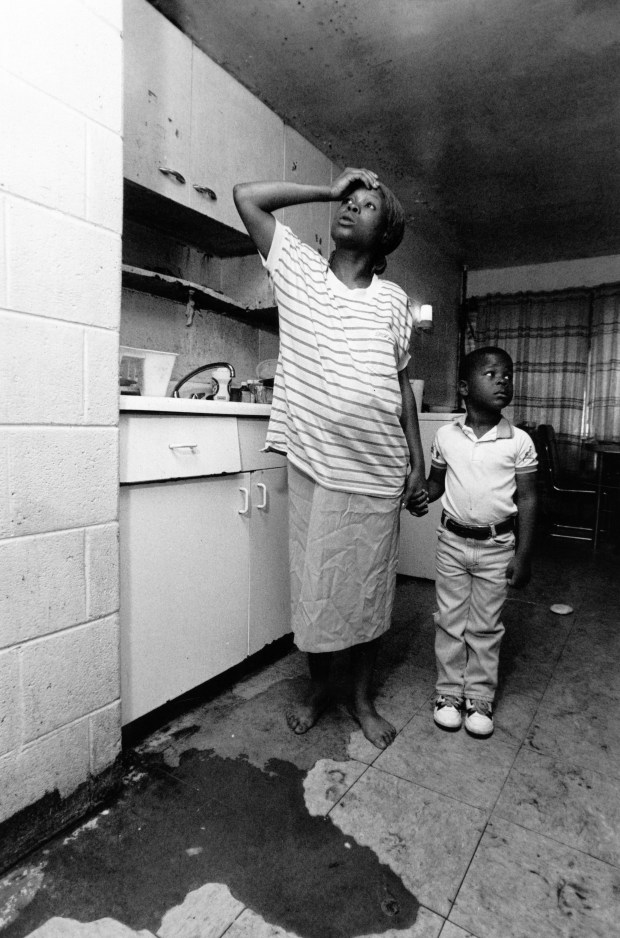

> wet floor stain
[3,749,419,938]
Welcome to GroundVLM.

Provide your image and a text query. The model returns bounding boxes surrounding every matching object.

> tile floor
[1,537,619,938]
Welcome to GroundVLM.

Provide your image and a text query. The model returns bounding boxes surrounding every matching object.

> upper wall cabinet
[124,0,284,235]
[124,0,193,203]
[189,50,283,231]
[281,127,332,256]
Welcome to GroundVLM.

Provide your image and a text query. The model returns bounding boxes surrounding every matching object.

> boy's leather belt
[441,511,515,540]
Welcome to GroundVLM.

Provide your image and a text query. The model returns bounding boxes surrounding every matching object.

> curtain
[587,286,620,443]
[468,290,591,469]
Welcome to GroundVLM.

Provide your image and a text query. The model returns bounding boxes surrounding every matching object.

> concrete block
[82,0,123,31]
[89,701,121,776]
[0,649,21,756]
[0,1,122,133]
[85,523,119,620]
[2,427,118,538]
[0,196,6,307]
[0,311,84,425]
[22,615,120,742]
[0,530,87,648]
[6,198,121,330]
[85,123,123,233]
[0,71,86,217]
[0,719,90,824]
[84,328,120,426]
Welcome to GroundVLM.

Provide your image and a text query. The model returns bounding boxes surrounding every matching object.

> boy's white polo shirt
[430,416,538,526]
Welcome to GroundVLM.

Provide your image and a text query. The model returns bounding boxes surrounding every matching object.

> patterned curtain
[467,289,591,469]
[587,285,620,443]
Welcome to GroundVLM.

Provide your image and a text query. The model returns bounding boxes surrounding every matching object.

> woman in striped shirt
[234,167,428,749]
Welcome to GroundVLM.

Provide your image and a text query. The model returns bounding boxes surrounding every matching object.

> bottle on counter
[240,381,255,403]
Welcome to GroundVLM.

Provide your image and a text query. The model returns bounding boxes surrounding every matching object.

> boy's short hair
[459,346,513,383]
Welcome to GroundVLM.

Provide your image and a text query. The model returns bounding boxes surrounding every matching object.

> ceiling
[149,0,620,269]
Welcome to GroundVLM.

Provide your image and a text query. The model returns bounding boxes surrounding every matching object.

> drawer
[120,414,241,482]
[237,417,287,471]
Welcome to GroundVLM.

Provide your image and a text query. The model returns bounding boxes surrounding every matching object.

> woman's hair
[329,182,406,275]
[373,182,405,274]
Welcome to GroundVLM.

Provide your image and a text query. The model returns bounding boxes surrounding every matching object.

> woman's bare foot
[286,685,330,735]
[350,703,396,749]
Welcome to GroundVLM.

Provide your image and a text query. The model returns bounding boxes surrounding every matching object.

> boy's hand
[506,553,531,588]
[330,167,379,200]
[401,469,429,515]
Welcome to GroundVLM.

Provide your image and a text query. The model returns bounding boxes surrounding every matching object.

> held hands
[330,167,379,200]
[401,469,429,516]
[506,553,531,588]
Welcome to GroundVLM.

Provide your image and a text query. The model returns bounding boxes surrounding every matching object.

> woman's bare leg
[286,651,332,734]
[349,638,396,749]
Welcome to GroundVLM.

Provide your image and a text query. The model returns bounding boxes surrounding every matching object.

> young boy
[421,347,538,737]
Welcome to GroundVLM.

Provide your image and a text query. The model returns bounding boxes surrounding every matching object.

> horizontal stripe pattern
[263,222,414,497]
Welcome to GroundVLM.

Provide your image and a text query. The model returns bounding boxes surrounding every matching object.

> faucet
[172,362,235,400]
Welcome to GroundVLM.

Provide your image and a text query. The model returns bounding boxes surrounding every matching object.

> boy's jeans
[434,525,515,704]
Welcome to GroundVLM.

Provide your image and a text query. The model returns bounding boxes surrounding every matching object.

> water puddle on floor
[4,748,419,938]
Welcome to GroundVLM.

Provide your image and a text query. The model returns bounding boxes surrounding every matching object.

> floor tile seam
[367,760,499,814]
[487,807,620,872]
[323,759,376,820]
[522,738,620,785]
[218,904,247,937]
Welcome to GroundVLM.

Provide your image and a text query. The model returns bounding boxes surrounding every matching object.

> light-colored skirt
[288,462,401,653]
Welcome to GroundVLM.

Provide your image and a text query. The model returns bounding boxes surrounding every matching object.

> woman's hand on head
[330,167,379,200]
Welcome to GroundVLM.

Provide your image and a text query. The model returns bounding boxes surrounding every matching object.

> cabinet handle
[168,443,198,450]
[193,184,217,200]
[159,167,186,184]
[238,487,249,515]
[255,483,267,510]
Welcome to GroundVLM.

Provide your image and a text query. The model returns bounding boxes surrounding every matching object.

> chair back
[536,424,559,486]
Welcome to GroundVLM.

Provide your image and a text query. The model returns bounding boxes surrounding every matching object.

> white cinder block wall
[0,0,123,870]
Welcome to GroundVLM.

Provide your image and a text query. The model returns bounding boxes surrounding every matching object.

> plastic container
[119,347,177,397]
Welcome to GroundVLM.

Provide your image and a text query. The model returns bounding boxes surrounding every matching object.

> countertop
[119,396,272,417]
[119,397,460,420]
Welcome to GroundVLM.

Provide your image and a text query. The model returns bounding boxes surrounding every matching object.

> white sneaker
[433,695,463,730]
[464,698,494,737]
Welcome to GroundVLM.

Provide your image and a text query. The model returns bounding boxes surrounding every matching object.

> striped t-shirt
[263,221,415,498]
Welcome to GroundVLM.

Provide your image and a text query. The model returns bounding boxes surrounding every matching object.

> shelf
[122,265,278,331]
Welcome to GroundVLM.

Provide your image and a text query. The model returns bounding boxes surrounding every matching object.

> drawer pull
[168,443,198,451]
[255,483,267,509]
[193,184,217,200]
[159,167,186,184]
[238,487,249,515]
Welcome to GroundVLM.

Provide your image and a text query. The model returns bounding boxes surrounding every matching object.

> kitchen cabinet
[247,467,290,654]
[120,474,250,725]
[124,0,284,235]
[282,126,332,255]
[124,0,192,203]
[189,49,284,231]
[398,413,459,580]
[119,408,291,726]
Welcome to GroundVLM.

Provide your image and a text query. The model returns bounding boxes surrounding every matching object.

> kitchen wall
[0,0,123,871]
[121,220,278,389]
[468,254,620,296]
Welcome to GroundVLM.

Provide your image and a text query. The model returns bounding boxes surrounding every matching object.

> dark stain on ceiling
[148,0,620,269]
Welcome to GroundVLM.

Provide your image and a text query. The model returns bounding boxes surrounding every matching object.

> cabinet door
[282,126,332,255]
[248,467,291,655]
[120,474,250,725]
[124,0,192,204]
[189,48,284,231]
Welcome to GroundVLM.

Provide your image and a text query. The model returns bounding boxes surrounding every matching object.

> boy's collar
[454,415,514,439]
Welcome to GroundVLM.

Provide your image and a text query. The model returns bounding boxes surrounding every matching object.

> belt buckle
[489,522,497,537]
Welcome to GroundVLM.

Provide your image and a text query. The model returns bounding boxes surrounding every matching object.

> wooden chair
[535,424,597,541]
